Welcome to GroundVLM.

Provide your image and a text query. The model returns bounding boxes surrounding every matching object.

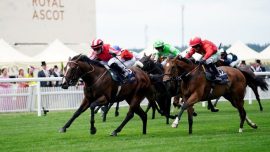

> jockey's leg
[230,60,240,68]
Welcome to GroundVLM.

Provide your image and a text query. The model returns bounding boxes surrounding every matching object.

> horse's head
[62,54,94,89]
[163,55,194,82]
[139,54,154,71]
[139,54,163,74]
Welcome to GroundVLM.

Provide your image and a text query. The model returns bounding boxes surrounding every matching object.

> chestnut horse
[216,60,268,111]
[163,56,258,134]
[60,54,154,136]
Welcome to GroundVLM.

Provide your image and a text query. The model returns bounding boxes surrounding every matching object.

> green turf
[1,100,270,152]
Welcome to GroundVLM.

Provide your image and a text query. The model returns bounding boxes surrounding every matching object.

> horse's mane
[72,54,105,68]
[178,57,194,65]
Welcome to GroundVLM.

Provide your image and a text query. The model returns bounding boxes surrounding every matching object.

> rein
[67,59,108,87]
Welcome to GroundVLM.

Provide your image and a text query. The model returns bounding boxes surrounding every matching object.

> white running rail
[0,73,270,116]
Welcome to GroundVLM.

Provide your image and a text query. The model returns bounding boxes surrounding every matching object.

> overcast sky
[96,0,270,48]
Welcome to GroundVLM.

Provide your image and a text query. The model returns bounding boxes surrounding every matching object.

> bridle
[63,57,108,87]
[163,59,201,82]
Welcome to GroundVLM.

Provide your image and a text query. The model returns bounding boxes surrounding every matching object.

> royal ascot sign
[32,0,65,21]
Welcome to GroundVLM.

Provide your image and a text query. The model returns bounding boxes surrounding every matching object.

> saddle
[104,65,135,84]
[205,68,229,85]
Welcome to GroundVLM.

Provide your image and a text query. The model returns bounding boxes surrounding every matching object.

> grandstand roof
[226,41,259,60]
[0,38,32,63]
[33,39,77,63]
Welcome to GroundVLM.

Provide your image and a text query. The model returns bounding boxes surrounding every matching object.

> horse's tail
[239,68,268,111]
[240,69,268,91]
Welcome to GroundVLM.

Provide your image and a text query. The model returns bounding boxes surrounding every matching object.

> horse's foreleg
[111,109,134,136]
[134,106,148,134]
[59,98,89,133]
[90,101,100,135]
[115,101,120,117]
[187,107,194,134]
[172,93,199,131]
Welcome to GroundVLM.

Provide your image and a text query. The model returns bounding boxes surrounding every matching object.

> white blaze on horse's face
[166,62,170,67]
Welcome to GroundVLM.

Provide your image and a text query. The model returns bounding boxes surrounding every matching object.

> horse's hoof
[171,123,178,128]
[211,108,219,112]
[90,127,97,135]
[252,124,258,129]
[239,128,243,133]
[59,128,66,133]
[110,131,117,136]
[193,112,198,117]
[115,112,119,117]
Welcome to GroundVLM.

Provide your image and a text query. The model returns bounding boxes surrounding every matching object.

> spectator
[52,65,62,86]
[256,59,266,72]
[17,68,28,110]
[25,66,37,86]
[0,67,12,111]
[250,59,265,72]
[0,67,12,88]
[38,61,50,87]
[17,68,29,88]
[239,60,247,68]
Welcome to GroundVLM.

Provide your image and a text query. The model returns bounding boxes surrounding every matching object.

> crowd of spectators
[0,61,64,89]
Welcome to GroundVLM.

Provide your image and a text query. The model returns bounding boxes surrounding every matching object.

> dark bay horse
[60,54,155,136]
[163,56,258,134]
[139,54,176,124]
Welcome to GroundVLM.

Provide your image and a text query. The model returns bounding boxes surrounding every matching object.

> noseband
[66,60,95,79]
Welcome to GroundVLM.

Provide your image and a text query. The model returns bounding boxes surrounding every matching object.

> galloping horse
[216,60,268,111]
[60,54,154,136]
[139,54,176,124]
[140,55,218,114]
[164,56,258,134]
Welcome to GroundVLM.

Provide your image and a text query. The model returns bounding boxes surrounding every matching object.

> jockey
[153,40,181,65]
[113,45,142,68]
[219,49,240,68]
[90,38,135,83]
[185,37,224,82]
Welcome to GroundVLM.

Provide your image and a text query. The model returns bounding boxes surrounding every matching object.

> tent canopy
[258,46,270,60]
[33,39,78,63]
[226,41,259,60]
[0,39,33,63]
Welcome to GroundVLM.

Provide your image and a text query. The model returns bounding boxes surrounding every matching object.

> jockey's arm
[202,47,217,60]
[109,48,120,56]
[185,48,195,58]
[169,46,181,57]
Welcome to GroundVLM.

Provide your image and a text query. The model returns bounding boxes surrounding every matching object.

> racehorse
[140,54,218,114]
[59,54,155,136]
[216,60,268,111]
[164,56,258,134]
[139,54,176,124]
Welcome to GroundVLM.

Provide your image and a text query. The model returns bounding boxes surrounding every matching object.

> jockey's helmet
[91,38,103,50]
[91,38,103,54]
[113,45,121,51]
[153,40,164,50]
[189,37,202,47]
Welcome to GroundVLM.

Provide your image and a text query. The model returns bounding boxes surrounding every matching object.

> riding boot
[110,63,126,80]
[207,63,222,81]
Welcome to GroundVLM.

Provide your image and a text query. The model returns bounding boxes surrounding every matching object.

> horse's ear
[176,55,182,60]
[68,56,71,61]
[144,52,146,57]
[149,54,152,59]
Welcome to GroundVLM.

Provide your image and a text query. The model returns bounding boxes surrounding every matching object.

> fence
[0,73,270,116]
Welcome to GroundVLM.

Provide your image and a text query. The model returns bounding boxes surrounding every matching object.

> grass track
[1,101,270,152]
